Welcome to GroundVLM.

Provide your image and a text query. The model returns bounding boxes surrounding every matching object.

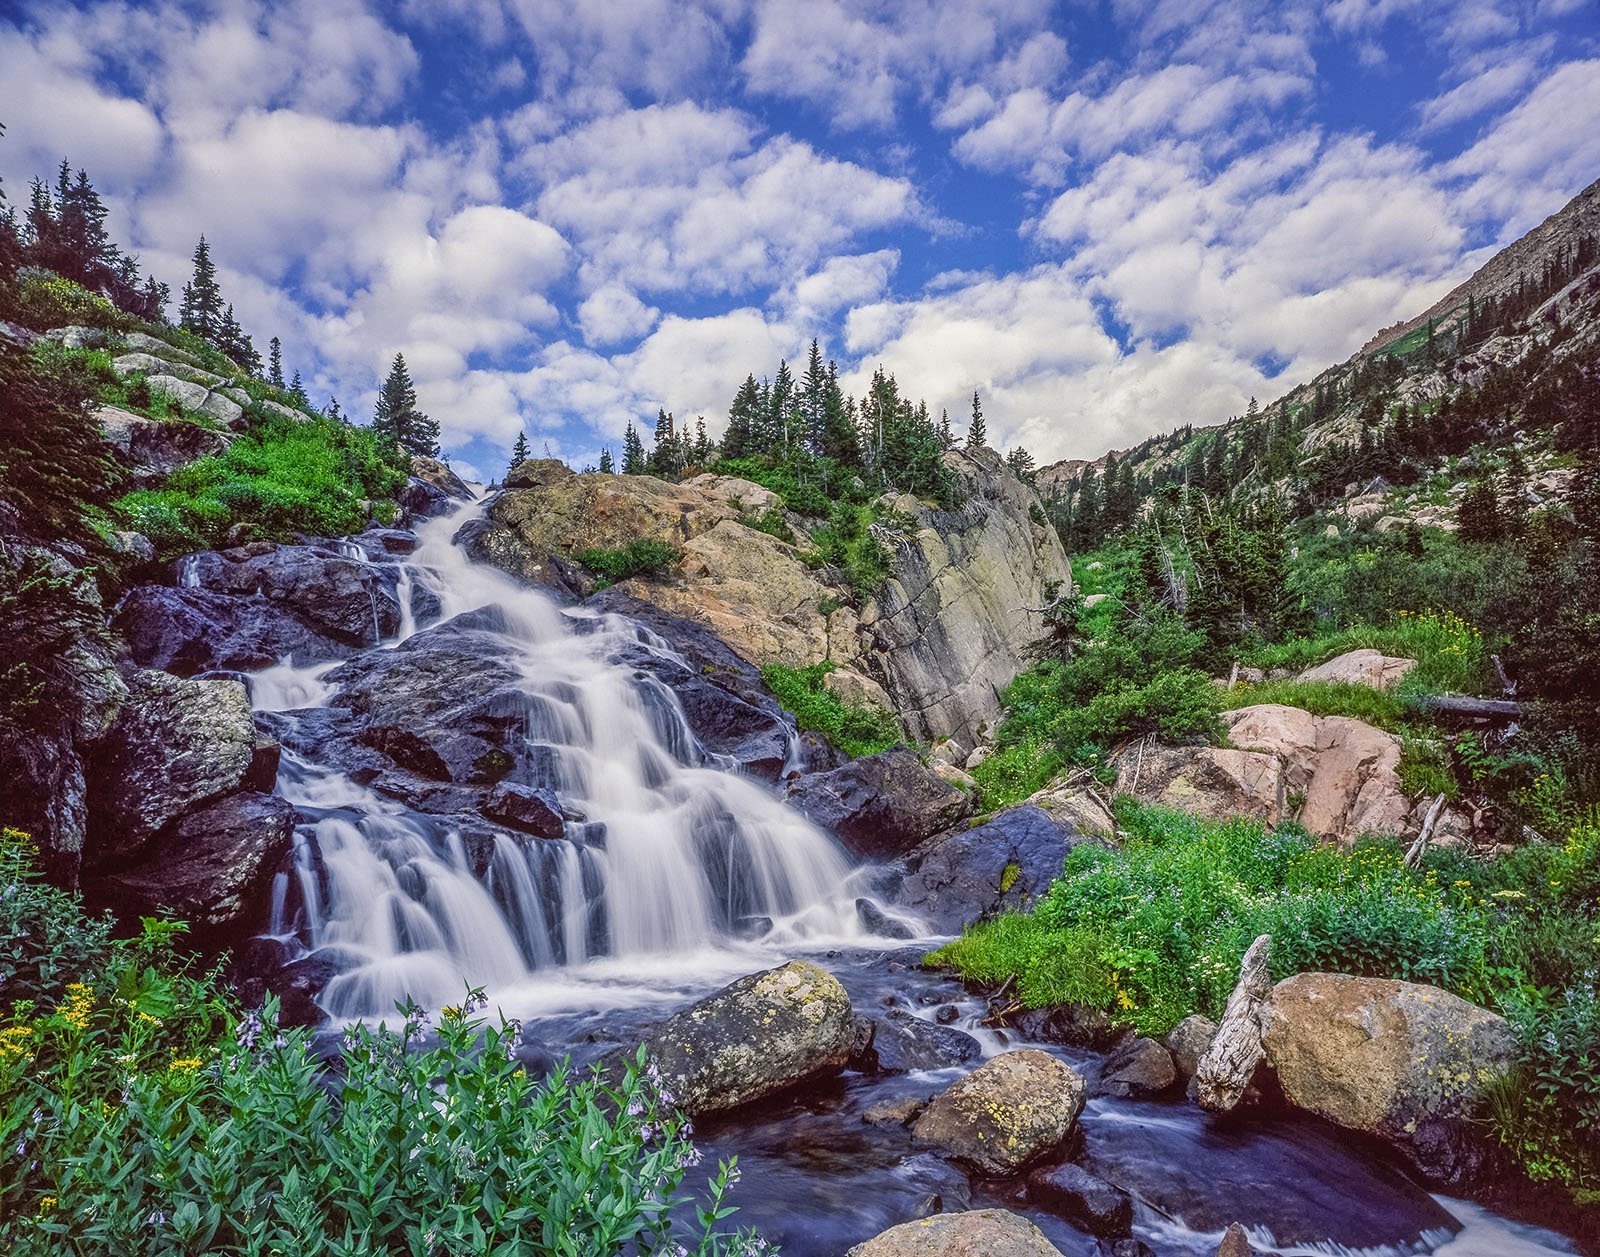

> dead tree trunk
[1193,934,1272,1114]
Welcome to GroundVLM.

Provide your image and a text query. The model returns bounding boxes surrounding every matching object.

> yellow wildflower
[0,1026,33,1059]
[60,983,94,1031]
[170,1057,203,1072]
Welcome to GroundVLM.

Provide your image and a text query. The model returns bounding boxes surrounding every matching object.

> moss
[999,861,1022,893]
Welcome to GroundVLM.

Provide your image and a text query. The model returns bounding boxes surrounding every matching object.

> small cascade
[258,500,901,1019]
[177,554,200,588]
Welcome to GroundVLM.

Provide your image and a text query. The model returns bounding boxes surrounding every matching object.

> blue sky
[3,0,1597,479]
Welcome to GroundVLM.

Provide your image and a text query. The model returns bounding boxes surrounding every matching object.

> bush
[762,661,902,759]
[576,538,682,587]
[111,412,409,558]
[1226,677,1406,728]
[738,507,795,544]
[8,272,130,333]
[0,828,766,1255]
[804,501,892,602]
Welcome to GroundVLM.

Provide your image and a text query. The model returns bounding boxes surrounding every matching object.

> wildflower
[170,1058,203,1072]
[0,1026,33,1060]
[676,1145,703,1169]
[38,1196,55,1215]
[60,983,94,1031]
[147,1209,166,1228]
[237,1009,263,1051]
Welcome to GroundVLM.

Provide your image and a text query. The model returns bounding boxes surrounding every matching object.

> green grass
[1240,608,1488,695]
[575,538,682,587]
[113,411,409,558]
[1224,678,1407,729]
[761,661,902,759]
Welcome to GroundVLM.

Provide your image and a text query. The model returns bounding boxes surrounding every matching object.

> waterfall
[259,499,910,1019]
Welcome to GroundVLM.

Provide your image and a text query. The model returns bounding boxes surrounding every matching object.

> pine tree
[1005,446,1036,484]
[621,420,646,474]
[509,430,531,471]
[967,390,987,449]
[723,374,761,460]
[598,448,615,474]
[819,360,858,464]
[179,236,222,340]
[938,408,953,449]
[372,353,438,457]
[288,369,307,406]
[268,337,285,389]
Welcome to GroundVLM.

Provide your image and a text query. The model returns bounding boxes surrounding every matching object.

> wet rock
[116,585,351,675]
[912,1049,1087,1176]
[614,960,855,1117]
[454,517,586,599]
[856,898,915,939]
[846,1209,1066,1256]
[1026,1163,1133,1238]
[892,805,1091,933]
[350,528,419,556]
[1100,1036,1177,1098]
[869,1010,982,1074]
[85,792,294,947]
[84,670,258,870]
[1010,1003,1122,1051]
[483,782,564,838]
[862,1096,928,1127]
[1164,1014,1218,1082]
[788,747,971,860]
[181,542,403,646]
[934,1004,960,1025]
[1262,972,1517,1186]
[1106,1242,1157,1257]
[397,455,473,519]
[97,405,233,487]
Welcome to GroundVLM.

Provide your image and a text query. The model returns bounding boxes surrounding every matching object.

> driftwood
[1193,934,1272,1114]
[1404,793,1448,868]
[1490,653,1517,697]
[1413,694,1523,719]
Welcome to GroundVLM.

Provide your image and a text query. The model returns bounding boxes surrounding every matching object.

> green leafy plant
[576,538,683,587]
[761,661,901,759]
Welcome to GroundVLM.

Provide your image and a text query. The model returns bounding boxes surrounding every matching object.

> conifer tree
[372,353,438,457]
[938,408,953,449]
[598,448,615,474]
[509,430,531,471]
[967,390,986,449]
[268,337,285,389]
[621,420,646,474]
[723,375,761,460]
[288,369,307,406]
[179,236,222,340]
[1005,446,1036,484]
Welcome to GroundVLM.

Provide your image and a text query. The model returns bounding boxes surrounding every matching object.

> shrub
[762,661,901,759]
[805,501,892,602]
[1225,678,1406,729]
[111,412,409,558]
[576,538,682,587]
[738,507,795,544]
[8,272,129,333]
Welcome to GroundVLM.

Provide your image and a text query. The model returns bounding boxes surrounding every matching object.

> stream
[246,497,1579,1257]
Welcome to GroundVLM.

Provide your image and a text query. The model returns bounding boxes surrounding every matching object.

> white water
[260,499,907,1019]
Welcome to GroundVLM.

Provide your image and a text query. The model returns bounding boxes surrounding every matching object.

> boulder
[787,748,971,859]
[867,1010,982,1074]
[1122,704,1414,841]
[116,585,351,675]
[1296,648,1416,691]
[617,961,855,1116]
[862,1095,928,1127]
[1099,1036,1177,1098]
[454,517,586,599]
[112,352,225,388]
[120,332,205,365]
[1163,1014,1218,1081]
[483,782,564,838]
[1024,783,1117,836]
[1009,1003,1122,1051]
[398,455,473,518]
[144,374,243,427]
[1026,1163,1133,1237]
[181,542,403,646]
[84,671,259,870]
[85,792,295,945]
[1216,1224,1256,1257]
[911,1049,1087,1175]
[97,405,233,487]
[45,324,112,349]
[255,398,311,424]
[1261,972,1517,1184]
[846,1210,1065,1257]
[892,805,1087,933]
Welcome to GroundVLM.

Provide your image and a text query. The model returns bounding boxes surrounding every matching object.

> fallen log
[1192,934,1272,1114]
[1412,694,1523,720]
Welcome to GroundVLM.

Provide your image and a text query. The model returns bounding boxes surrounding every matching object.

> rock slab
[787,748,971,859]
[846,1210,1066,1256]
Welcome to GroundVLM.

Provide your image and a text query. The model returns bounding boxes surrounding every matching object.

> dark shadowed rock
[1165,1014,1219,1082]
[868,1010,982,1074]
[180,542,403,646]
[97,406,233,488]
[116,585,352,675]
[85,792,294,946]
[912,1049,1087,1176]
[85,670,258,870]
[1026,1163,1133,1238]
[787,748,972,859]
[891,805,1092,933]
[610,960,855,1117]
[856,897,915,938]
[350,527,419,556]
[863,1095,928,1127]
[454,517,586,600]
[397,456,473,519]
[484,782,565,838]
[1099,1036,1178,1098]
[1010,1003,1123,1051]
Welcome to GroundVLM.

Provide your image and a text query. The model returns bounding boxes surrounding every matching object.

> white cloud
[1419,53,1541,131]
[578,285,660,346]
[786,250,901,325]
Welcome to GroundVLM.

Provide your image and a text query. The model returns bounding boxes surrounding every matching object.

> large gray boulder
[787,747,971,859]
[84,670,264,870]
[892,805,1087,932]
[143,374,244,428]
[618,961,855,1116]
[1261,972,1518,1185]
[85,791,294,945]
[846,1211,1065,1256]
[398,455,473,518]
[115,584,353,676]
[911,1049,1087,1175]
[97,405,233,487]
[112,352,226,388]
[182,542,404,646]
[866,1009,982,1074]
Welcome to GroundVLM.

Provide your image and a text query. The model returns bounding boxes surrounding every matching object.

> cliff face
[471,449,1070,746]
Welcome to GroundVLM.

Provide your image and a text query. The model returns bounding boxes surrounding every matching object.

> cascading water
[259,498,904,1021]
